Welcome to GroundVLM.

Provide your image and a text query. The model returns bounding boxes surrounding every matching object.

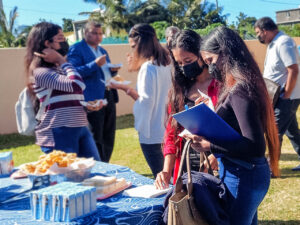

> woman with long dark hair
[109,24,172,178]
[25,22,101,160]
[155,30,219,189]
[185,26,280,225]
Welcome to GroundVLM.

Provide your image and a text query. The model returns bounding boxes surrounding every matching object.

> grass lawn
[0,114,300,224]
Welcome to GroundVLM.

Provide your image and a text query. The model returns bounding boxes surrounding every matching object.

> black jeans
[87,90,116,162]
[274,97,300,158]
[140,143,164,178]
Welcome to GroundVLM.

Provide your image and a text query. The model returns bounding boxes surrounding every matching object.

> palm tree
[0,6,31,47]
[0,6,18,47]
[81,0,169,33]
[81,0,131,33]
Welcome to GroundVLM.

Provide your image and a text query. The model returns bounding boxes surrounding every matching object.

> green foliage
[81,0,227,35]
[130,0,170,26]
[0,7,30,47]
[62,18,74,32]
[234,12,257,39]
[278,24,300,37]
[167,0,226,29]
[194,22,223,36]
[151,21,169,40]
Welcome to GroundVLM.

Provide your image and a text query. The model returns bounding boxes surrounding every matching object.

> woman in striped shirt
[24,22,101,161]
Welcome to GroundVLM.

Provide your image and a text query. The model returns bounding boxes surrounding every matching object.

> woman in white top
[110,23,172,177]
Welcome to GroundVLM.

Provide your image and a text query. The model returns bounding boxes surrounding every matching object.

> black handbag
[264,78,281,106]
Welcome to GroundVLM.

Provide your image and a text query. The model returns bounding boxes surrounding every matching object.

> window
[286,11,290,18]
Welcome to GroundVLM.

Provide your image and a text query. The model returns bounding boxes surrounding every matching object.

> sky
[2,0,300,28]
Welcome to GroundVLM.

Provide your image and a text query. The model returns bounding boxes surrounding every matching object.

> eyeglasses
[90,32,103,36]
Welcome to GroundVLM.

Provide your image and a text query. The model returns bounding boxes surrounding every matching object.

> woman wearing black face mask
[24,22,102,160]
[155,29,219,189]
[185,26,280,225]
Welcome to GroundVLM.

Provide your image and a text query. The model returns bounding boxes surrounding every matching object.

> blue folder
[172,103,242,145]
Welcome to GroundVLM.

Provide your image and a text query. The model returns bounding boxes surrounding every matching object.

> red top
[163,79,219,184]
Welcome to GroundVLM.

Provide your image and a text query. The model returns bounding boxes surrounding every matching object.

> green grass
[0,113,300,224]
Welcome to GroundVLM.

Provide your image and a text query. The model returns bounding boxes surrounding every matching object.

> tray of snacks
[11,150,95,183]
[82,175,131,200]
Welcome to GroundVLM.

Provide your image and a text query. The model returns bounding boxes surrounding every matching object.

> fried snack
[21,150,81,175]
[112,75,125,82]
[88,100,98,105]
[23,163,36,174]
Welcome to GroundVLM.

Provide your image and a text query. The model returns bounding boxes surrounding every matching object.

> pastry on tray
[82,175,131,200]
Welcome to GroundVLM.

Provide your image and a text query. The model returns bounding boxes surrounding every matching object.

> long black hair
[169,29,203,113]
[166,30,204,147]
[201,26,280,176]
[25,22,61,89]
[129,23,170,66]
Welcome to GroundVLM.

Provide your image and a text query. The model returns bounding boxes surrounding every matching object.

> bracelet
[126,88,131,95]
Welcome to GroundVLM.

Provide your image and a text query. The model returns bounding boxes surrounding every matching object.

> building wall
[1,39,300,134]
[276,8,300,25]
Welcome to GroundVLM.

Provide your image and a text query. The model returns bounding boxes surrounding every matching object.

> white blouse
[133,61,172,144]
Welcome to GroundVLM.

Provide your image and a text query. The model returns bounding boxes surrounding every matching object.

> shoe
[292,164,300,171]
[270,172,278,178]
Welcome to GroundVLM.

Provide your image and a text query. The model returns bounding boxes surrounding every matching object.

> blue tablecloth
[0,162,166,225]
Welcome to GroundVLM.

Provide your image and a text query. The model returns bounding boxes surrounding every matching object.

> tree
[279,24,300,37]
[166,0,226,29]
[235,12,257,39]
[0,6,23,47]
[81,0,169,33]
[0,7,31,47]
[194,22,223,36]
[81,0,227,34]
[81,0,130,33]
[151,20,169,40]
[129,0,170,26]
[62,18,74,32]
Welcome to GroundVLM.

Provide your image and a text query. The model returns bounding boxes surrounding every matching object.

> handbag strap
[174,139,193,197]
[200,152,214,176]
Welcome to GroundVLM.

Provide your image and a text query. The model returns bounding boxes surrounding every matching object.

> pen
[197,89,202,96]
[184,104,189,110]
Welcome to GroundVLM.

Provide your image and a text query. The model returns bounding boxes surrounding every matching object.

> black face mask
[180,60,204,80]
[257,35,265,44]
[56,41,69,56]
[208,63,223,82]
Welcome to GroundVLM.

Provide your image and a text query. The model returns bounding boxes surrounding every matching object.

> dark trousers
[87,90,116,162]
[274,98,300,159]
[140,143,164,178]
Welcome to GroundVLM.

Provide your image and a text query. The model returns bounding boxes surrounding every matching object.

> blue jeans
[275,98,300,158]
[219,157,270,225]
[140,143,164,178]
[41,126,101,161]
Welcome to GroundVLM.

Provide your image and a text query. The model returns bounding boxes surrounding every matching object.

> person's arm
[279,39,299,99]
[34,49,85,92]
[155,154,176,189]
[155,115,178,189]
[283,64,299,99]
[108,82,139,100]
[133,64,156,138]
[210,93,266,159]
[67,45,100,79]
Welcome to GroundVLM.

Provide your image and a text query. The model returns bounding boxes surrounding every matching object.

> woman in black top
[184,26,280,225]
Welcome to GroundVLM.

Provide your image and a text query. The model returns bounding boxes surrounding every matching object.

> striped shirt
[33,63,88,147]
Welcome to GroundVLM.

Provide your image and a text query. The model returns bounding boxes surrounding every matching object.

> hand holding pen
[195,89,210,106]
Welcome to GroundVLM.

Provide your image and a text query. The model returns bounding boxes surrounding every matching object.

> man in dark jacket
[68,21,120,162]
